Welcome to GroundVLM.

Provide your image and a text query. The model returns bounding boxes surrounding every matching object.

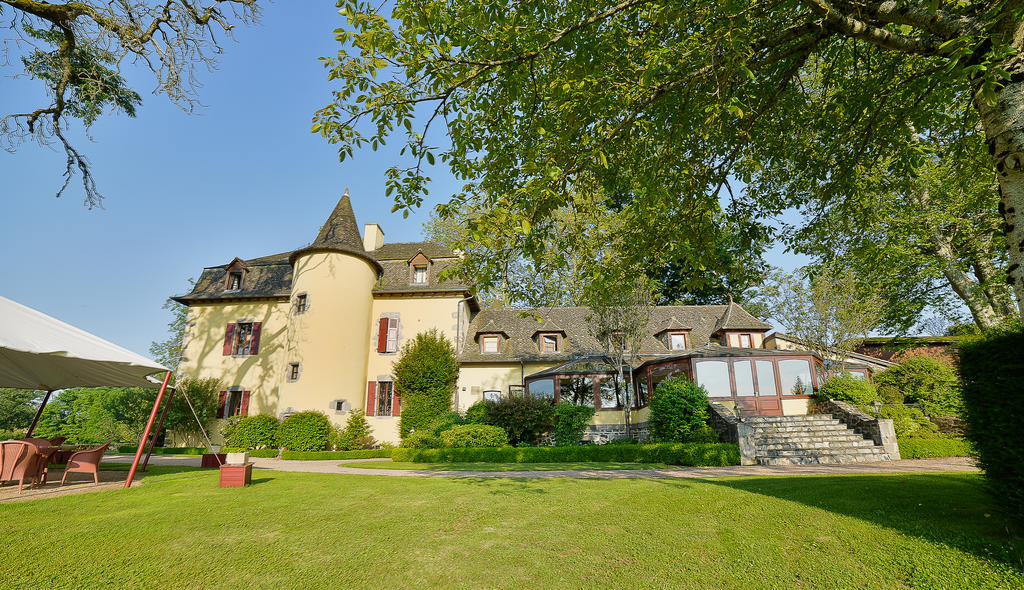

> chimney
[363,223,385,252]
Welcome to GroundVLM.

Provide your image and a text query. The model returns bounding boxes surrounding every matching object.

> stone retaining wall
[822,399,900,460]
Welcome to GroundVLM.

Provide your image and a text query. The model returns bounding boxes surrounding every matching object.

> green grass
[344,461,677,471]
[0,470,1020,588]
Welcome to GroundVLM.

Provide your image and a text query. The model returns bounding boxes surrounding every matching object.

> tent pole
[25,390,53,437]
[141,387,175,472]
[124,371,172,489]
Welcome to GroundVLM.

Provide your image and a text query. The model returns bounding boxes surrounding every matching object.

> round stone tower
[282,191,381,423]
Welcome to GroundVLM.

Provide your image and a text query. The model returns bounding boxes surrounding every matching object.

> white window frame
[669,332,688,350]
[385,318,399,353]
[739,333,753,348]
[481,335,500,354]
[412,264,428,284]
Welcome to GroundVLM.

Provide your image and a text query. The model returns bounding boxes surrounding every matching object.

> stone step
[758,453,893,465]
[751,417,841,425]
[759,447,889,458]
[748,415,835,423]
[755,439,877,451]
[751,425,850,434]
[755,434,868,445]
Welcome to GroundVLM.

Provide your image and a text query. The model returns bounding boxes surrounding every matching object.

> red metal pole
[124,371,172,489]
[141,387,175,472]
[25,390,53,437]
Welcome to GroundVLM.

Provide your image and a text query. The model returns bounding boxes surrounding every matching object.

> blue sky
[0,3,805,357]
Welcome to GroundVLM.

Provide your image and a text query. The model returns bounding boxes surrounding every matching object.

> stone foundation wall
[583,422,651,443]
[822,399,900,460]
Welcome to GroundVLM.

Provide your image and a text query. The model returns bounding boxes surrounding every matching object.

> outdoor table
[34,446,58,485]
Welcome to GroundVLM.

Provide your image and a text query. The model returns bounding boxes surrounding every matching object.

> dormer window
[669,332,688,350]
[481,335,501,354]
[738,334,753,348]
[539,333,561,353]
[412,264,428,284]
[226,271,243,291]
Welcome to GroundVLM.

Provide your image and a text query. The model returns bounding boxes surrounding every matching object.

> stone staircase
[749,415,894,465]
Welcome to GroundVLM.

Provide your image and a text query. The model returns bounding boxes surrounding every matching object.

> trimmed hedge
[115,446,206,455]
[280,449,393,461]
[958,328,1024,526]
[227,414,279,449]
[649,377,709,442]
[440,424,508,448]
[898,438,973,459]
[391,442,740,466]
[277,411,332,452]
[221,447,280,458]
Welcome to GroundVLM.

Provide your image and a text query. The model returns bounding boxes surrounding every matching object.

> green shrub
[400,431,442,449]
[684,424,721,444]
[280,449,392,460]
[220,447,279,458]
[226,414,279,449]
[551,403,595,446]
[425,412,464,436]
[876,404,938,439]
[958,328,1024,527]
[115,446,207,455]
[485,395,555,445]
[464,400,493,424]
[440,424,509,448]
[390,442,740,466]
[649,377,709,442]
[395,329,460,439]
[898,437,974,459]
[876,356,962,417]
[277,411,332,452]
[333,412,376,451]
[817,374,878,406]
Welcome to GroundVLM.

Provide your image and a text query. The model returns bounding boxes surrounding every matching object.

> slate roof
[173,195,473,304]
[459,304,771,362]
[713,301,772,332]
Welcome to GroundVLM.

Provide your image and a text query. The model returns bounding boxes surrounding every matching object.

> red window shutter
[223,323,235,356]
[217,391,227,419]
[365,381,377,416]
[376,318,389,353]
[240,391,250,416]
[392,387,401,417]
[250,322,262,354]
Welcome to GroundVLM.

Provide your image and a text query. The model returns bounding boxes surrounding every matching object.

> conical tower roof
[288,191,383,273]
[311,192,366,252]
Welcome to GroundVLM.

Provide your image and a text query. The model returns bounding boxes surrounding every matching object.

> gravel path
[101,454,979,479]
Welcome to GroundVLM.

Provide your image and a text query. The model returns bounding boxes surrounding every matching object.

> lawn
[345,460,678,471]
[0,469,1020,589]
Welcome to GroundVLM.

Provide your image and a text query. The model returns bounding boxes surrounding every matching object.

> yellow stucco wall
[456,362,555,411]
[782,398,810,415]
[281,251,377,427]
[179,299,290,418]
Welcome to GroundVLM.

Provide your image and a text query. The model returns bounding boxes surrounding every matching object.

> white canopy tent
[0,296,168,390]
[0,296,173,488]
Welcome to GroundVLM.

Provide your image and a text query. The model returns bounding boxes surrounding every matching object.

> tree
[586,272,655,436]
[394,329,459,438]
[0,388,42,433]
[149,288,192,373]
[33,387,128,443]
[785,133,1019,331]
[164,377,222,447]
[753,264,884,370]
[1,1,260,206]
[317,0,1024,316]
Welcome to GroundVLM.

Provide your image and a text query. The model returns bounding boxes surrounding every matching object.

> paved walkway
[102,454,978,479]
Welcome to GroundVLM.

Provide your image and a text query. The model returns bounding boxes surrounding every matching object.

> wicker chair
[22,437,52,449]
[60,440,111,486]
[48,436,67,446]
[1,441,42,492]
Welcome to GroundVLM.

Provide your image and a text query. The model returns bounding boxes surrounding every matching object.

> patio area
[0,467,139,504]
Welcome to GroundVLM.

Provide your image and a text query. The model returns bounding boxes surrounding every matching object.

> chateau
[174,194,886,443]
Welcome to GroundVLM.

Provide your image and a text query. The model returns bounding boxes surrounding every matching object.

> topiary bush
[400,431,442,449]
[649,377,709,442]
[440,424,509,448]
[227,414,279,450]
[277,411,332,452]
[333,411,376,451]
[552,403,595,446]
[464,400,493,424]
[958,327,1024,528]
[875,356,963,417]
[485,395,555,445]
[395,329,460,439]
[816,373,878,406]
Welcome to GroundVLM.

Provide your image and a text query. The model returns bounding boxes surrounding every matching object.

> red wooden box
[218,463,252,488]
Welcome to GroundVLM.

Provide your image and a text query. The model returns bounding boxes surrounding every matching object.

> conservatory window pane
[755,360,777,396]
[559,377,595,407]
[733,360,755,396]
[694,361,732,398]
[599,377,619,409]
[527,379,554,401]
[779,359,813,395]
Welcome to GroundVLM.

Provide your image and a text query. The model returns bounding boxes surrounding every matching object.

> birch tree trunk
[928,228,1003,328]
[976,40,1024,317]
